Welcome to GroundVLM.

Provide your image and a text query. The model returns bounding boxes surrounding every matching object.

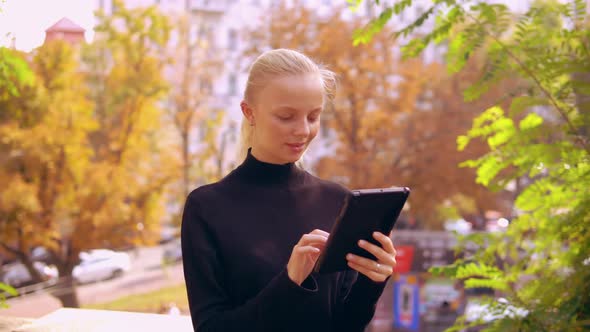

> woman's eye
[278,115,292,120]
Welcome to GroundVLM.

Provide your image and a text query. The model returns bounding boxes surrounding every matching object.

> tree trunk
[51,250,80,308]
[182,130,190,198]
[51,276,80,308]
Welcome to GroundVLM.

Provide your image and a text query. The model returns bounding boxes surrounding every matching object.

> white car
[73,249,131,284]
[1,261,59,288]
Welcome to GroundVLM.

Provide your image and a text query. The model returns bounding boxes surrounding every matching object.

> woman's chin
[284,148,306,163]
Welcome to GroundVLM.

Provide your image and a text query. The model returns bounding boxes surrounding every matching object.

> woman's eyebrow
[273,105,323,112]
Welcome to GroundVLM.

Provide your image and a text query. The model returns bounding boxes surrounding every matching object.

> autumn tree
[163,11,226,210]
[355,0,590,330]
[0,40,95,307]
[0,0,23,307]
[0,1,173,307]
[0,45,34,304]
[388,54,524,228]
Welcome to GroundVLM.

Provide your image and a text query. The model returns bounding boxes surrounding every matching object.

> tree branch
[464,10,589,153]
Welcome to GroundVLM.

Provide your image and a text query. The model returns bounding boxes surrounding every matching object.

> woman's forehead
[260,74,324,109]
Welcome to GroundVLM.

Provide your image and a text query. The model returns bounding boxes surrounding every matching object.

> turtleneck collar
[232,148,303,186]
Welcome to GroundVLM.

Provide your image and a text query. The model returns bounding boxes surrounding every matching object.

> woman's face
[243,73,324,164]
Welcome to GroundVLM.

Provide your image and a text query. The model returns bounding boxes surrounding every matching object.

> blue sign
[393,275,420,331]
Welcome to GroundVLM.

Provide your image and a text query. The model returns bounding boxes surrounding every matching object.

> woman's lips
[286,142,305,152]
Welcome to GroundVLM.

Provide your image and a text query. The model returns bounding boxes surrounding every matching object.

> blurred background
[1,0,588,331]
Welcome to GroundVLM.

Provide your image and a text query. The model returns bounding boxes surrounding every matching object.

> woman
[181,49,398,332]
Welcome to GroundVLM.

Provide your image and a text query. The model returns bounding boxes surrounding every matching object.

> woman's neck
[250,146,291,165]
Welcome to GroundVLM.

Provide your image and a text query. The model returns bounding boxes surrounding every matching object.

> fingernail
[358,240,365,246]
[346,254,353,260]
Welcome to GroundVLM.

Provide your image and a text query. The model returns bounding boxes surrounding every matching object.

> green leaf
[445,32,467,73]
[353,7,393,46]
[0,282,18,307]
[519,113,544,131]
[509,96,549,116]
[464,278,508,291]
[0,47,35,97]
[487,119,515,149]
[457,134,471,151]
[400,38,427,58]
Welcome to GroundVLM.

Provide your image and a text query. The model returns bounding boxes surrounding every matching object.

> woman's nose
[293,119,310,137]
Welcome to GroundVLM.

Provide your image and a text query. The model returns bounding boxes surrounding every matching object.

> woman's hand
[287,229,329,286]
[346,231,397,283]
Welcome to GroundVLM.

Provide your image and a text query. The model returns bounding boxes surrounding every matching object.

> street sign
[393,275,420,331]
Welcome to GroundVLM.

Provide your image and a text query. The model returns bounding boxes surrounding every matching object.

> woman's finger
[295,245,321,255]
[298,239,327,250]
[347,261,388,282]
[310,229,330,237]
[346,253,393,275]
[357,240,396,267]
[299,234,328,246]
[372,232,395,255]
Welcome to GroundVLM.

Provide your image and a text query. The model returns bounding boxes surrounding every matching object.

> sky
[0,0,96,52]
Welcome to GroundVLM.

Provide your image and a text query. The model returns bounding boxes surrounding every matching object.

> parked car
[159,225,180,245]
[162,239,182,264]
[1,261,59,288]
[72,249,131,284]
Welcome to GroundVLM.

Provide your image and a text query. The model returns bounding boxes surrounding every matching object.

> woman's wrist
[287,270,303,286]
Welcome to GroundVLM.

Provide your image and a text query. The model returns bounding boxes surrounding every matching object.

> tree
[0,0,32,304]
[0,1,173,308]
[354,0,590,330]
[245,2,509,228]
[0,40,96,307]
[163,11,226,211]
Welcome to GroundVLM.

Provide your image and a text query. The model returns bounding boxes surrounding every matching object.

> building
[44,17,86,46]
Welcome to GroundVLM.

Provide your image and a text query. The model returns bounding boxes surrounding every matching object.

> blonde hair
[237,49,337,166]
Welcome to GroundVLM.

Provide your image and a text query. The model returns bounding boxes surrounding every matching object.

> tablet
[313,187,410,274]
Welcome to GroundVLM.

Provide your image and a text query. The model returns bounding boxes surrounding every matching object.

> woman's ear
[240,101,255,125]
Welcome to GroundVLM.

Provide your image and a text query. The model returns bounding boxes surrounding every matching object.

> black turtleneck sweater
[181,149,387,332]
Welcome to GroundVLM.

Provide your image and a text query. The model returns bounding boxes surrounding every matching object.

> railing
[5,276,77,299]
[188,0,228,13]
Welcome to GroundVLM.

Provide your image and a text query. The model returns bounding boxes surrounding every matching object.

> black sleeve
[181,192,316,332]
[332,270,388,331]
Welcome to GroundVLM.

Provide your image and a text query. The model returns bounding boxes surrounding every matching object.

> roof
[45,17,85,33]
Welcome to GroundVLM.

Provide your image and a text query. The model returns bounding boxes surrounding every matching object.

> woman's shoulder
[187,177,232,204]
[302,171,351,195]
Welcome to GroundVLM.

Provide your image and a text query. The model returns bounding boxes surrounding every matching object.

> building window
[228,74,237,96]
[228,29,238,51]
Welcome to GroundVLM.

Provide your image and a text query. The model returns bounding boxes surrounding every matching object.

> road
[2,245,185,319]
